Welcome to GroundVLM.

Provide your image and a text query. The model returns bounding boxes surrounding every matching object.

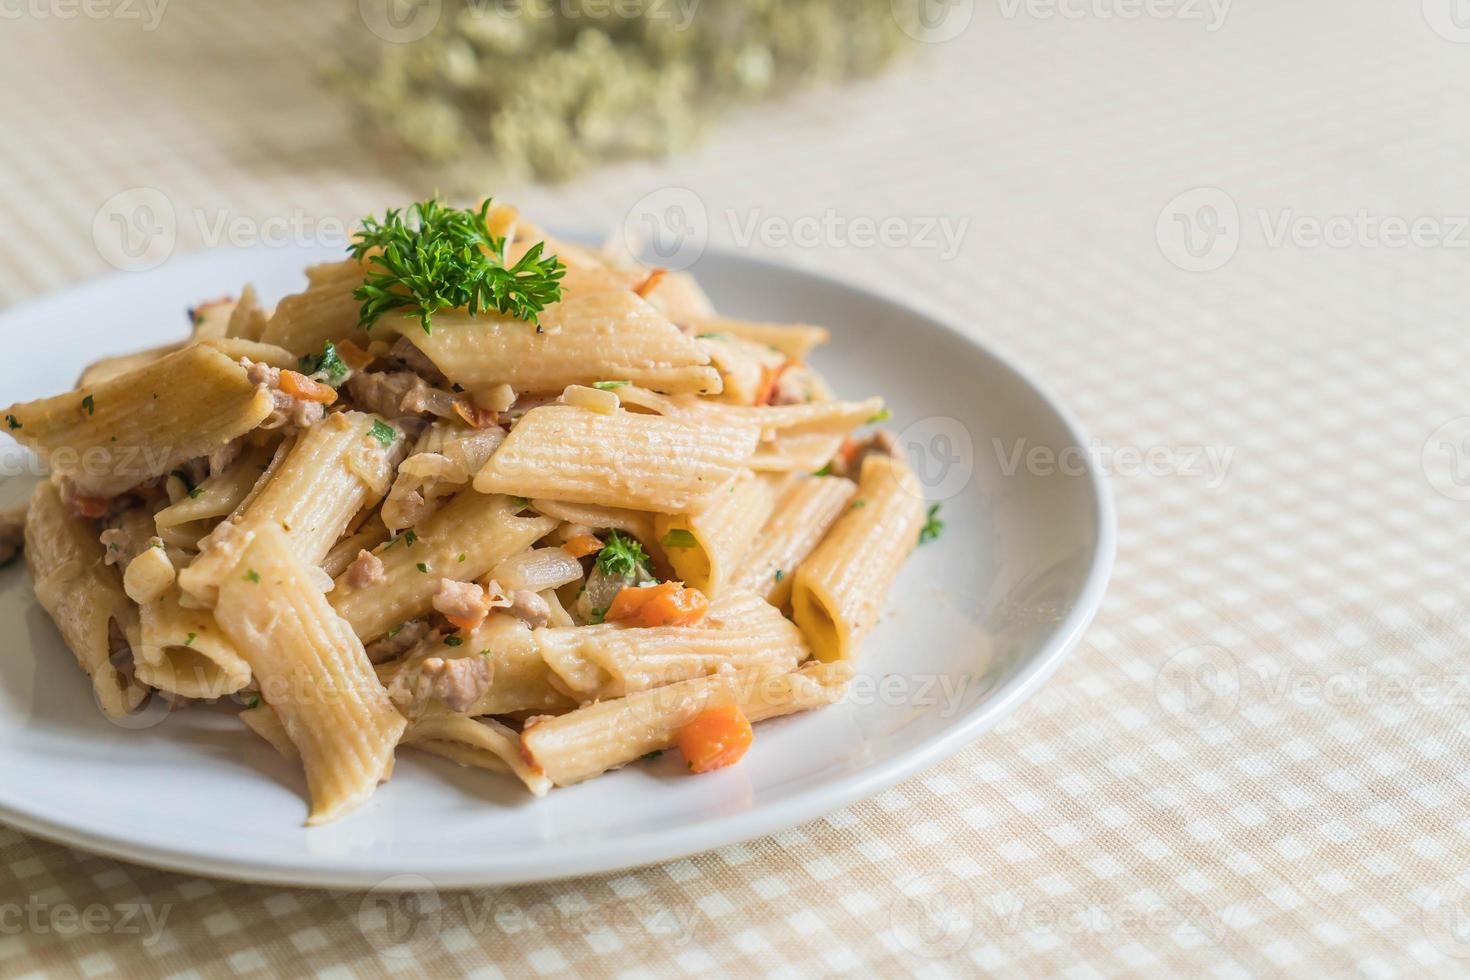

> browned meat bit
[0,505,24,568]
[388,336,448,387]
[347,370,458,420]
[243,358,326,431]
[99,527,133,566]
[365,619,429,664]
[400,376,460,418]
[344,549,385,590]
[208,438,242,479]
[507,589,550,629]
[769,369,812,406]
[830,430,904,479]
[432,578,501,631]
[415,655,493,712]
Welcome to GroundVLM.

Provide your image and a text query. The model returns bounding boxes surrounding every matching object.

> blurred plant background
[325,0,927,182]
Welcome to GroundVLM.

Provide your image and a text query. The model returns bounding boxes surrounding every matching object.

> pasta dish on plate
[1,198,941,825]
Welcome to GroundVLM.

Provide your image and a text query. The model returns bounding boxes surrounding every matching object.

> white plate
[0,244,1114,889]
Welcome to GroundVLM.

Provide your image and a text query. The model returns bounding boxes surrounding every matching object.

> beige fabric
[5,0,1470,975]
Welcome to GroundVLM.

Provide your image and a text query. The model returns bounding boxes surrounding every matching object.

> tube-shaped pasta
[731,476,857,606]
[3,344,274,500]
[153,442,275,530]
[402,710,552,795]
[654,470,780,596]
[474,405,759,514]
[696,334,786,405]
[24,482,148,718]
[683,316,830,362]
[179,413,403,606]
[618,386,883,441]
[521,661,853,787]
[535,590,807,701]
[389,289,720,396]
[527,499,654,544]
[258,258,365,356]
[134,586,252,699]
[790,455,925,662]
[213,524,405,826]
[330,491,556,642]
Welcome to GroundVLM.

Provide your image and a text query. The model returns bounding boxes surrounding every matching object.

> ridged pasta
[731,475,858,607]
[654,470,781,595]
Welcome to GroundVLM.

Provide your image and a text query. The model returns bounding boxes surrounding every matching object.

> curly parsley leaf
[595,530,648,578]
[918,503,945,545]
[348,198,565,334]
[369,420,397,446]
[298,341,350,386]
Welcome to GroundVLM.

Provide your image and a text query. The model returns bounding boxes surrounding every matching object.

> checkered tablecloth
[6,0,1470,975]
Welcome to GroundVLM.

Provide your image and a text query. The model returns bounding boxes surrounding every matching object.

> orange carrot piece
[562,534,604,559]
[754,360,791,407]
[677,704,753,773]
[606,581,708,628]
[632,267,666,298]
[279,370,338,405]
[71,494,110,519]
[452,398,499,429]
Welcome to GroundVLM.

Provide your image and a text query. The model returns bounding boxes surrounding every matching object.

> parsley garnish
[404,530,418,547]
[368,420,396,446]
[184,632,196,647]
[596,530,648,577]
[386,624,404,639]
[298,341,350,385]
[867,407,892,424]
[660,528,698,550]
[246,695,261,709]
[348,198,566,334]
[695,332,730,340]
[188,486,204,499]
[456,552,467,563]
[4,414,19,430]
[244,569,260,583]
[416,562,428,573]
[774,569,784,583]
[813,464,832,476]
[592,380,630,390]
[641,750,664,761]
[81,394,94,416]
[509,496,529,511]
[919,503,944,545]
[445,635,463,647]
[589,607,608,624]
[851,499,866,510]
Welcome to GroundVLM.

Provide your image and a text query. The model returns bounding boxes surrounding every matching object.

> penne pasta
[258,258,366,356]
[24,482,149,718]
[214,524,405,825]
[790,455,926,661]
[684,316,831,362]
[535,589,807,701]
[474,405,760,514]
[654,470,782,596]
[522,660,853,787]
[330,491,556,642]
[134,586,252,699]
[4,343,274,500]
[402,710,552,795]
[731,475,858,606]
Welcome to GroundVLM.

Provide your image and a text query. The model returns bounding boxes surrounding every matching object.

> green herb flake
[774,569,784,583]
[244,569,261,583]
[184,632,197,647]
[457,552,467,563]
[695,332,730,340]
[596,530,649,577]
[851,499,866,510]
[246,695,261,709]
[592,380,630,390]
[188,486,204,499]
[813,464,832,477]
[660,528,698,550]
[589,607,608,625]
[918,503,945,545]
[416,562,429,573]
[4,414,19,430]
[298,340,350,385]
[510,496,529,511]
[445,635,463,647]
[369,419,397,446]
[348,198,566,333]
[386,624,404,639]
[404,530,418,547]
[867,407,893,424]
[81,394,95,416]
[641,750,664,762]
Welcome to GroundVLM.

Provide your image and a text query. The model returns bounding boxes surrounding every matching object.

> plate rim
[0,243,1116,890]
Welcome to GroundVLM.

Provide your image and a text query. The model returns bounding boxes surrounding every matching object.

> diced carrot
[444,611,485,631]
[754,360,791,407]
[452,398,499,429]
[70,494,110,519]
[632,267,666,298]
[563,534,604,559]
[606,581,709,628]
[676,704,753,774]
[279,370,338,405]
[333,339,374,371]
